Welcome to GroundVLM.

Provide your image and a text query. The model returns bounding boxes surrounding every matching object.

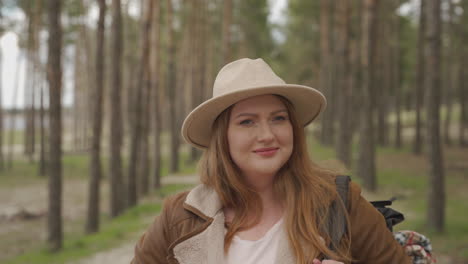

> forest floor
[1,142,467,264]
[0,167,198,264]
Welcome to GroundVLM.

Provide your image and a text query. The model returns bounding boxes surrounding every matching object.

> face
[227,95,293,188]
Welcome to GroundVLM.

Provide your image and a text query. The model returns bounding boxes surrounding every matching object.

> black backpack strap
[327,175,351,251]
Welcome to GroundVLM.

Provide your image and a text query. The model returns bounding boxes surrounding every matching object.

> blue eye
[240,119,253,125]
[273,115,287,121]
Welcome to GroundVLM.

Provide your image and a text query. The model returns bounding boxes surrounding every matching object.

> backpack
[328,175,435,264]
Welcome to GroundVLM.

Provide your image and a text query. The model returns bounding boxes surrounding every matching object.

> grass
[3,183,193,264]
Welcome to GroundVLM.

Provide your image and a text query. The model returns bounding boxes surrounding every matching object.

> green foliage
[235,0,274,60]
[274,0,320,85]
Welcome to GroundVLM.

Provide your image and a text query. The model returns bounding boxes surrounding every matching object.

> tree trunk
[393,6,402,148]
[442,0,455,146]
[349,0,362,143]
[413,0,426,155]
[109,0,125,218]
[151,0,162,190]
[7,53,22,169]
[39,82,46,176]
[222,0,232,64]
[357,0,378,192]
[425,0,445,232]
[167,0,180,173]
[138,66,151,196]
[46,0,63,251]
[460,51,468,147]
[24,4,35,160]
[319,0,335,146]
[335,0,352,168]
[128,0,154,206]
[86,0,106,234]
[375,3,387,147]
[0,40,4,170]
[190,0,206,162]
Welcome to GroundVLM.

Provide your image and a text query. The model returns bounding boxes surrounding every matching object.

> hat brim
[181,84,327,149]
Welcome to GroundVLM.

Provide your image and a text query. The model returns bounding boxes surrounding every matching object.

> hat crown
[212,58,286,97]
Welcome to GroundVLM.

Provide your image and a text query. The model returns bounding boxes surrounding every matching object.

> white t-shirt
[224,218,284,264]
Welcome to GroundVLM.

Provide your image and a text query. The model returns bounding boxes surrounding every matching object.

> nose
[257,122,274,143]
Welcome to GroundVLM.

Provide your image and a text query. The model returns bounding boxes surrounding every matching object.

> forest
[0,0,467,263]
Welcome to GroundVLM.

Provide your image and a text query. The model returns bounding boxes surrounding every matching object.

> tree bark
[442,0,455,146]
[393,5,402,148]
[424,0,445,232]
[151,0,162,190]
[319,0,335,146]
[39,81,46,176]
[167,0,180,173]
[86,0,106,234]
[0,37,4,170]
[222,0,232,64]
[335,0,352,168]
[460,54,467,146]
[139,65,152,196]
[7,53,22,169]
[375,2,387,147]
[357,0,378,192]
[24,3,35,160]
[413,0,426,155]
[109,0,125,217]
[46,0,63,251]
[128,0,154,206]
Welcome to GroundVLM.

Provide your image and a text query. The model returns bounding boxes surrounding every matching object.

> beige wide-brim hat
[182,58,327,149]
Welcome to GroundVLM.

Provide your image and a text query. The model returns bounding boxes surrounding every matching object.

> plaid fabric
[394,231,436,264]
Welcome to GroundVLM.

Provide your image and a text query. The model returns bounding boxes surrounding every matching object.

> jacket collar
[184,184,223,218]
[173,184,296,264]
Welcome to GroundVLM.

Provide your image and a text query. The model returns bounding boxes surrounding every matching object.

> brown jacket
[131,182,411,264]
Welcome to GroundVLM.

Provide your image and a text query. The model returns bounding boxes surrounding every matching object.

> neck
[251,181,283,218]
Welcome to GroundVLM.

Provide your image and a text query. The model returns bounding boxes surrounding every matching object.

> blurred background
[0,0,467,263]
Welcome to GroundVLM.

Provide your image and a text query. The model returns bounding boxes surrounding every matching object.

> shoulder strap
[335,175,351,209]
[327,175,351,251]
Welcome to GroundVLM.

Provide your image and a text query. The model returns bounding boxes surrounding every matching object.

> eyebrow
[234,109,288,119]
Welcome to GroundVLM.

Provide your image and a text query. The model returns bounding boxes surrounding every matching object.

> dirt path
[70,242,135,264]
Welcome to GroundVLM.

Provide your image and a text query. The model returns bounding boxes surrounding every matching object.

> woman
[131,58,411,264]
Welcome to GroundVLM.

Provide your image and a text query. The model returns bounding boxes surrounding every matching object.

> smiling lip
[253,147,279,157]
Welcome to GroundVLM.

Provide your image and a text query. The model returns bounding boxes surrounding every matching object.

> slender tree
[109,0,125,217]
[46,0,63,251]
[319,0,335,146]
[86,0,107,234]
[413,0,426,155]
[222,0,232,64]
[151,0,162,190]
[7,53,22,169]
[375,1,390,147]
[459,0,468,146]
[335,0,352,167]
[128,0,153,206]
[356,0,378,192]
[425,0,445,232]
[24,1,35,160]
[167,0,180,173]
[39,80,46,176]
[393,4,403,148]
[442,0,456,145]
[0,27,3,171]
[459,54,467,146]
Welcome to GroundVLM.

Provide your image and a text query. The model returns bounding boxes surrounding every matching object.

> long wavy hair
[197,95,352,263]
